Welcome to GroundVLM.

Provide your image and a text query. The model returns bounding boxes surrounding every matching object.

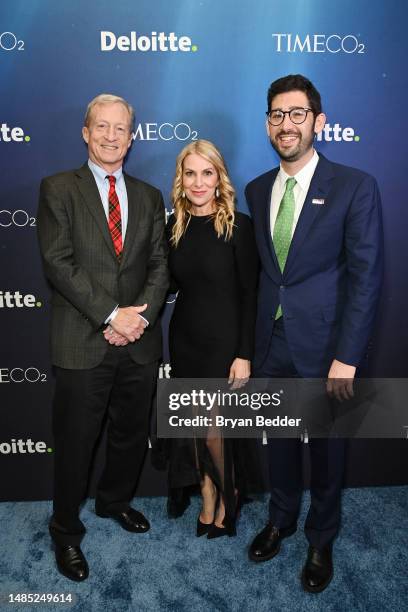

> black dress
[166,211,259,526]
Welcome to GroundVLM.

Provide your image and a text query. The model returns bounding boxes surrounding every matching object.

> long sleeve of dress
[233,213,259,360]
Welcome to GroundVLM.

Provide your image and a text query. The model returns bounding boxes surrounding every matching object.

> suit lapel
[260,168,281,276]
[121,174,143,265]
[75,164,117,260]
[283,154,334,277]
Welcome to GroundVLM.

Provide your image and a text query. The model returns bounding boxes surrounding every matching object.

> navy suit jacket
[245,154,383,377]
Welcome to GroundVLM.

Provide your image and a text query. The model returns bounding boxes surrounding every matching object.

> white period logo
[0,123,31,143]
[272,34,365,54]
[133,123,198,142]
[100,31,198,53]
[0,32,25,51]
[0,291,42,308]
[0,439,52,454]
[0,368,47,383]
[0,210,36,228]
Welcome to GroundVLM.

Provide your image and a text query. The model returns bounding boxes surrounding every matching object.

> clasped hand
[103,304,148,346]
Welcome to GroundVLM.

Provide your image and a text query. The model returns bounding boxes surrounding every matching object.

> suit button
[280,285,285,290]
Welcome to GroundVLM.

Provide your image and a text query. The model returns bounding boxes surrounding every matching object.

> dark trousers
[49,345,158,546]
[254,318,345,550]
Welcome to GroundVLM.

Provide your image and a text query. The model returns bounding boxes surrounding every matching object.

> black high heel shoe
[207,520,237,539]
[207,490,241,539]
[197,480,217,536]
[196,515,214,537]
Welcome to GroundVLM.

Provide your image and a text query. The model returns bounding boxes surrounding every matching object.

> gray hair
[84,94,135,131]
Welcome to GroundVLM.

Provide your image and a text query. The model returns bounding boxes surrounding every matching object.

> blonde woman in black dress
[166,140,258,537]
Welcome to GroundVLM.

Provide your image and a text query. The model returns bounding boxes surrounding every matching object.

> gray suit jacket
[37,163,169,369]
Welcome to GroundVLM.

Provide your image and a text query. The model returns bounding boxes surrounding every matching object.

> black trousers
[49,345,158,546]
[254,318,346,550]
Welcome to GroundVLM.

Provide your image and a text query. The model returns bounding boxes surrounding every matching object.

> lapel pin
[312,198,325,205]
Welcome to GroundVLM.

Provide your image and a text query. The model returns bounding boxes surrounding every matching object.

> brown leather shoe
[248,522,296,562]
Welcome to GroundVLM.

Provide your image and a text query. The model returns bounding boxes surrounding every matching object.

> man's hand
[228,358,251,389]
[103,326,129,346]
[110,304,148,342]
[327,359,356,402]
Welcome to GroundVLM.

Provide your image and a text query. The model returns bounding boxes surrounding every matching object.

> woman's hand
[228,358,250,389]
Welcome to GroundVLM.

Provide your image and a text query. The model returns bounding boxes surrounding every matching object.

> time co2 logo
[133,122,198,142]
[0,210,36,228]
[0,32,25,51]
[0,368,47,384]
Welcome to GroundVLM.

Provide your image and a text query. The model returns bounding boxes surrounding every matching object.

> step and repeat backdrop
[1,0,407,501]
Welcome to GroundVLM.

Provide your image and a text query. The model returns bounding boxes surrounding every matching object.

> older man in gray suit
[37,94,169,581]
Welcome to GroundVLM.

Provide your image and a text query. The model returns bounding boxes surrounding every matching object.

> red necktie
[107,175,123,260]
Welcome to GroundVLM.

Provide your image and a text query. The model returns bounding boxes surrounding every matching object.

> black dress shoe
[55,545,89,582]
[96,507,150,533]
[301,545,333,593]
[248,522,296,562]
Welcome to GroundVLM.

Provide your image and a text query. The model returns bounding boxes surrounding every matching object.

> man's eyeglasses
[266,107,314,126]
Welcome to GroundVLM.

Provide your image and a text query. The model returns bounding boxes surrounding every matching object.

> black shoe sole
[301,569,333,593]
[248,525,296,562]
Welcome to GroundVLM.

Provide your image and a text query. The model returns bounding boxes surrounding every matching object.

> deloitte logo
[0,291,42,308]
[158,363,171,379]
[0,439,52,455]
[272,33,365,54]
[0,123,31,143]
[100,31,198,53]
[316,123,360,143]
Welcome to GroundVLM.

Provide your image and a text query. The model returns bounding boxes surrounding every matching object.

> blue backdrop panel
[1,0,407,500]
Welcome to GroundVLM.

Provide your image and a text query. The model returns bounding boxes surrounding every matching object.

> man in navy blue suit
[245,75,383,593]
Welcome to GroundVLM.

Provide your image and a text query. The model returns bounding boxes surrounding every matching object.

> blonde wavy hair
[170,140,236,247]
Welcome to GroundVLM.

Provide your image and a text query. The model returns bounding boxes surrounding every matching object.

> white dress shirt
[270,149,320,238]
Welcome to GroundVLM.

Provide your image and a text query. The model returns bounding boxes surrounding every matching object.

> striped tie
[107,175,123,260]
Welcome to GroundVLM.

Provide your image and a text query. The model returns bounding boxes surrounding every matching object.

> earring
[181,191,185,198]
[215,187,220,198]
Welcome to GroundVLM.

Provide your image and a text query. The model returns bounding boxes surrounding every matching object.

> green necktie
[273,177,296,319]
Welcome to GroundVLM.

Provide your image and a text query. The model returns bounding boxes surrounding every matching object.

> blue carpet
[0,487,407,612]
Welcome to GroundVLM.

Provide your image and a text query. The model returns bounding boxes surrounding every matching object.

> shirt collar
[88,159,123,183]
[277,149,319,192]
